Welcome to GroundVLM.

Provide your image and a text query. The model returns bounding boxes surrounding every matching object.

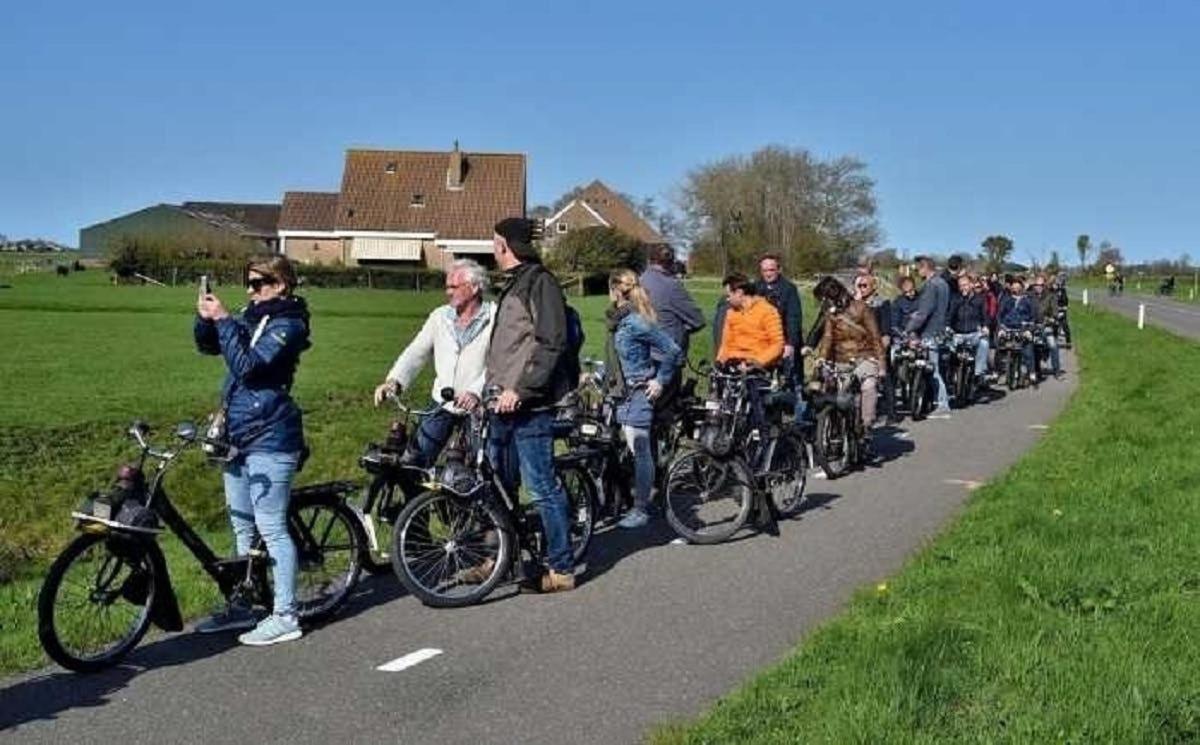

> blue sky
[2,1,1197,264]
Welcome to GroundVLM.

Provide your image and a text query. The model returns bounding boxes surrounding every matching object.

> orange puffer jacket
[716,297,785,368]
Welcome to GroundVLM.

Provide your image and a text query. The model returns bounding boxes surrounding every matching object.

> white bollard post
[1082,288,1089,306]
[1138,303,1145,329]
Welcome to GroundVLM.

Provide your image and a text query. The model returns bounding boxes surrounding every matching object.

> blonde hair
[609,268,657,322]
[246,255,298,294]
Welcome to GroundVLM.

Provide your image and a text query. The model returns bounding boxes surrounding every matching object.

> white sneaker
[618,507,650,529]
[238,614,302,646]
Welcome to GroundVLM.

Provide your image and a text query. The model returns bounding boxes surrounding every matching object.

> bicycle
[942,331,979,409]
[810,359,866,479]
[559,358,704,527]
[356,393,456,574]
[389,388,597,607]
[663,362,809,544]
[37,420,364,673]
[996,324,1035,390]
[892,337,933,421]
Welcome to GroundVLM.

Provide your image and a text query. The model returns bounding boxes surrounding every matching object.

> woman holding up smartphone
[192,257,312,646]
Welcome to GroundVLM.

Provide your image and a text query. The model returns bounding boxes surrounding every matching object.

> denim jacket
[607,306,683,390]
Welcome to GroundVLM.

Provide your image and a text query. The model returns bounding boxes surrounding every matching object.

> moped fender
[143,540,183,632]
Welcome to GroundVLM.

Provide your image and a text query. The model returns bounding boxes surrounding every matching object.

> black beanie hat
[493,217,540,262]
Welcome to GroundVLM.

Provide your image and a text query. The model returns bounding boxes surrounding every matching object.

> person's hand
[495,389,521,414]
[645,380,663,401]
[198,293,228,321]
[881,335,891,349]
[455,391,481,412]
[373,381,399,406]
[782,344,795,359]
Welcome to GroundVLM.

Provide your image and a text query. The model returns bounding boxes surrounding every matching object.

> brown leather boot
[538,569,576,593]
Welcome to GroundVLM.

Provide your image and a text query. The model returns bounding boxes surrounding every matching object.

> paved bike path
[1,357,1077,745]
[1084,291,1200,341]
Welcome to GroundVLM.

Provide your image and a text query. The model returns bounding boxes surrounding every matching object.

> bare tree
[678,144,880,274]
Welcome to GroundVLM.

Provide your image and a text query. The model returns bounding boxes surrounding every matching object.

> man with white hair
[373,259,495,468]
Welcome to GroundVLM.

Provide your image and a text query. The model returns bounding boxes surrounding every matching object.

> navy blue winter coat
[194,296,311,455]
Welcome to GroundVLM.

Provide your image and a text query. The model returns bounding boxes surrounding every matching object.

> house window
[410,194,425,207]
[557,222,569,233]
[346,208,355,219]
[385,162,397,174]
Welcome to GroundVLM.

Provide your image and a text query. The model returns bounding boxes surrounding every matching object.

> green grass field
[652,306,1200,743]
[0,270,728,673]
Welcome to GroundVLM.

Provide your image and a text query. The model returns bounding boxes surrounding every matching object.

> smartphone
[199,275,211,296]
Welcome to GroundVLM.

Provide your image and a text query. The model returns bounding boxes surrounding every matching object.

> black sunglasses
[247,276,277,291]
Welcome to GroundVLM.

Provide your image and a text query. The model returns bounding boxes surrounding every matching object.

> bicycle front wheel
[38,532,157,673]
[765,432,809,518]
[815,408,851,479]
[290,497,364,621]
[392,490,513,608]
[664,450,754,544]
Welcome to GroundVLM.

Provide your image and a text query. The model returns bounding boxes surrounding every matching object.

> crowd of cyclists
[185,217,1071,647]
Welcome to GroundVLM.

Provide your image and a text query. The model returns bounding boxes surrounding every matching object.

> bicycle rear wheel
[764,432,809,518]
[664,450,753,544]
[557,463,596,562]
[38,532,156,673]
[290,497,364,620]
[392,490,513,607]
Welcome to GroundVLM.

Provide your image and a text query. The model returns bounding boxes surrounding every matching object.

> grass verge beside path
[654,307,1200,743]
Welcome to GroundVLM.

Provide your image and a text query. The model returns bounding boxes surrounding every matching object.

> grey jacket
[486,263,573,409]
[640,265,706,354]
[905,274,950,338]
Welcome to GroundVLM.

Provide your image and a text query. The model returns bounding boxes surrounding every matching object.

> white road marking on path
[1028,424,1050,430]
[928,414,952,420]
[377,648,443,672]
[944,479,984,491]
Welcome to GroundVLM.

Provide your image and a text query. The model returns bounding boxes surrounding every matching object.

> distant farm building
[79,202,280,257]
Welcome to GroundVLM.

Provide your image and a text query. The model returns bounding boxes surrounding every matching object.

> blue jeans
[622,425,654,511]
[953,332,990,377]
[411,403,459,466]
[922,337,950,409]
[488,410,573,573]
[1041,331,1061,374]
[223,451,300,617]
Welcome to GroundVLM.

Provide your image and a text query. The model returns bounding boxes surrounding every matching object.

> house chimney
[446,140,465,190]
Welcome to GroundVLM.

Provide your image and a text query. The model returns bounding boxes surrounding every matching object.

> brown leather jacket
[815,299,884,363]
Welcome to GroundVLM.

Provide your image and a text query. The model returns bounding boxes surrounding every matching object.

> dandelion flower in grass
[876,583,888,594]
[1052,508,1063,517]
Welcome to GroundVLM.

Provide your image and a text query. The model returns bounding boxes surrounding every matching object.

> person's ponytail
[609,268,658,323]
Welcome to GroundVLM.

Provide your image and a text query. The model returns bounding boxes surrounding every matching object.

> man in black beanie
[492,217,541,263]
[484,217,577,592]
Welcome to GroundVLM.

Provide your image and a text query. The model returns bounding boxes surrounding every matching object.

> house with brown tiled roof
[543,180,666,247]
[280,143,526,270]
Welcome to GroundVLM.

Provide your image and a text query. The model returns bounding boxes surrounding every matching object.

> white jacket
[386,302,495,410]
